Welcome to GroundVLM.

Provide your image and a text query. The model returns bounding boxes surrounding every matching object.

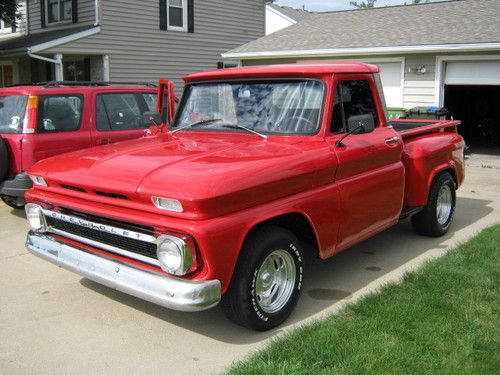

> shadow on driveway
[80,196,493,344]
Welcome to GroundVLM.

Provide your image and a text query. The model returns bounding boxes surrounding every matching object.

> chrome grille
[42,209,159,265]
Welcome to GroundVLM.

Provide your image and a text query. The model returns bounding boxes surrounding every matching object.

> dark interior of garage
[444,85,500,151]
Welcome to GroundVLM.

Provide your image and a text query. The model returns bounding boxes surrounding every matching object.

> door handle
[385,136,400,144]
[97,139,110,145]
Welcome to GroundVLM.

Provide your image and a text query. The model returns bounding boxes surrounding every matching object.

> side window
[38,95,83,133]
[96,93,142,131]
[331,80,379,134]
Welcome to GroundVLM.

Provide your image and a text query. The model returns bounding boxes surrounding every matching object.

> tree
[350,0,377,8]
[0,0,20,25]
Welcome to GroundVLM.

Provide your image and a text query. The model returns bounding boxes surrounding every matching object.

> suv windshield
[173,80,324,135]
[0,95,28,134]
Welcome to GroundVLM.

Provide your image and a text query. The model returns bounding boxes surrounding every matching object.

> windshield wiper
[222,124,268,139]
[171,118,222,133]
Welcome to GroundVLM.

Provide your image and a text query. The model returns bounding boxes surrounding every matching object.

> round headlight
[25,203,47,233]
[157,235,193,275]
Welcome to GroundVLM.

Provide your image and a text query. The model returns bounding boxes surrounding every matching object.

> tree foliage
[350,0,377,8]
[0,0,20,24]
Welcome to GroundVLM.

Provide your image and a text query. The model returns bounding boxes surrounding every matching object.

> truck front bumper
[26,231,221,312]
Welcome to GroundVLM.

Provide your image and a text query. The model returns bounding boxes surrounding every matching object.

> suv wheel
[221,226,304,331]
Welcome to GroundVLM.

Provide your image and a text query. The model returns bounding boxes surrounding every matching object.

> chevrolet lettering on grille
[43,210,157,243]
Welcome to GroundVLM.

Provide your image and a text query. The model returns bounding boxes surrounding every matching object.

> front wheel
[221,226,304,331]
[411,172,456,237]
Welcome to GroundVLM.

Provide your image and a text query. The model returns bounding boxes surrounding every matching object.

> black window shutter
[187,0,194,33]
[159,0,167,30]
[72,0,78,23]
[40,0,46,28]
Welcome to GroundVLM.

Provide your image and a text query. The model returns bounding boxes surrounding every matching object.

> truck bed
[388,119,461,138]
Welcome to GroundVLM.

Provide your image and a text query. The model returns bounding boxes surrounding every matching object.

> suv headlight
[157,235,194,275]
[25,203,47,233]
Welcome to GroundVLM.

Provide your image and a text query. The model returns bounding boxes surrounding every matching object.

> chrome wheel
[436,184,452,225]
[255,249,296,314]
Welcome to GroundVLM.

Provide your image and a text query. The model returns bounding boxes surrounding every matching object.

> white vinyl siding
[403,55,436,108]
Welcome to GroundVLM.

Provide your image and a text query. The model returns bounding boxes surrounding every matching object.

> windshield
[173,80,324,135]
[0,95,28,134]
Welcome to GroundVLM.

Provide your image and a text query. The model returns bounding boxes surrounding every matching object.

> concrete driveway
[1,154,499,375]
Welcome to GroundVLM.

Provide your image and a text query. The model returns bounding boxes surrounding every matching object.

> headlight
[29,175,47,187]
[152,197,183,212]
[25,203,47,232]
[156,235,193,275]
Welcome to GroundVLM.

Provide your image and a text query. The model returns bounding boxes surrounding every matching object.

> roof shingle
[229,0,500,55]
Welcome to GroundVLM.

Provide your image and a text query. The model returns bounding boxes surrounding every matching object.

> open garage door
[444,60,500,151]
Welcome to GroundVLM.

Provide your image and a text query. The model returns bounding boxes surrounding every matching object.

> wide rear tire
[0,137,9,182]
[221,226,304,331]
[411,172,456,237]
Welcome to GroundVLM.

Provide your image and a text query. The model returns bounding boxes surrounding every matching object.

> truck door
[327,75,405,252]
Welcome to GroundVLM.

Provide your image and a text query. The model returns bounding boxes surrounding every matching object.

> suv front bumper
[0,172,32,197]
[26,231,221,312]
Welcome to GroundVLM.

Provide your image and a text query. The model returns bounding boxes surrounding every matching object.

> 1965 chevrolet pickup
[24,63,465,330]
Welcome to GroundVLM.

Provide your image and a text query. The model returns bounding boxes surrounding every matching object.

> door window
[38,95,83,133]
[96,93,143,131]
[332,80,379,134]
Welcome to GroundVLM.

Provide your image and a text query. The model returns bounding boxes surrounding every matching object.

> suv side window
[142,93,157,112]
[96,93,143,131]
[38,95,83,133]
[332,80,378,134]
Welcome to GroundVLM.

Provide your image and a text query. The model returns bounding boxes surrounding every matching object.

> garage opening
[444,85,500,151]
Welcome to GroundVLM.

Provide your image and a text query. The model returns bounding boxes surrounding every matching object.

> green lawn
[228,225,500,375]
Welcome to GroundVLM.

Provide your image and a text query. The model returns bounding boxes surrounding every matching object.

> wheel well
[249,213,319,254]
[436,167,457,187]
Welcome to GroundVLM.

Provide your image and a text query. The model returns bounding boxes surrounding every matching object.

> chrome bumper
[26,231,221,312]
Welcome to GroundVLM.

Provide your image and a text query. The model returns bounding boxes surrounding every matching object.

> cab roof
[184,62,379,83]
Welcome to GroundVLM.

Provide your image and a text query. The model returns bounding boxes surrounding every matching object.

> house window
[167,0,187,31]
[46,0,73,24]
[0,19,12,33]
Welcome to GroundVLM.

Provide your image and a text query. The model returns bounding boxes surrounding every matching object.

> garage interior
[444,85,500,152]
[442,60,500,153]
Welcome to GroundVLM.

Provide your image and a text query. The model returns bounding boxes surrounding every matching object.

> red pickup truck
[0,81,175,208]
[24,63,465,331]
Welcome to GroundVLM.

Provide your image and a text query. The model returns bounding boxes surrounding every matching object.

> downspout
[27,50,64,80]
[94,0,100,26]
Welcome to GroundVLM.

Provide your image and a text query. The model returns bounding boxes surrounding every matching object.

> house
[266,3,310,35]
[224,0,500,148]
[0,0,265,92]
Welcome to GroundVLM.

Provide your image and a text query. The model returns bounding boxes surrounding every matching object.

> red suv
[0,81,175,208]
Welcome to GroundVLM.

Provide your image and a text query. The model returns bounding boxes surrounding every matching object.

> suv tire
[0,137,9,182]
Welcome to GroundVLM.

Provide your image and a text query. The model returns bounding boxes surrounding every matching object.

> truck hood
[30,133,335,219]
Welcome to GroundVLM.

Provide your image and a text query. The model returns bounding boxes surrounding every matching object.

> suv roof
[0,82,157,95]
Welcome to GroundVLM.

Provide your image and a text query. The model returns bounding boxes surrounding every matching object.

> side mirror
[347,114,375,134]
[142,111,162,127]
